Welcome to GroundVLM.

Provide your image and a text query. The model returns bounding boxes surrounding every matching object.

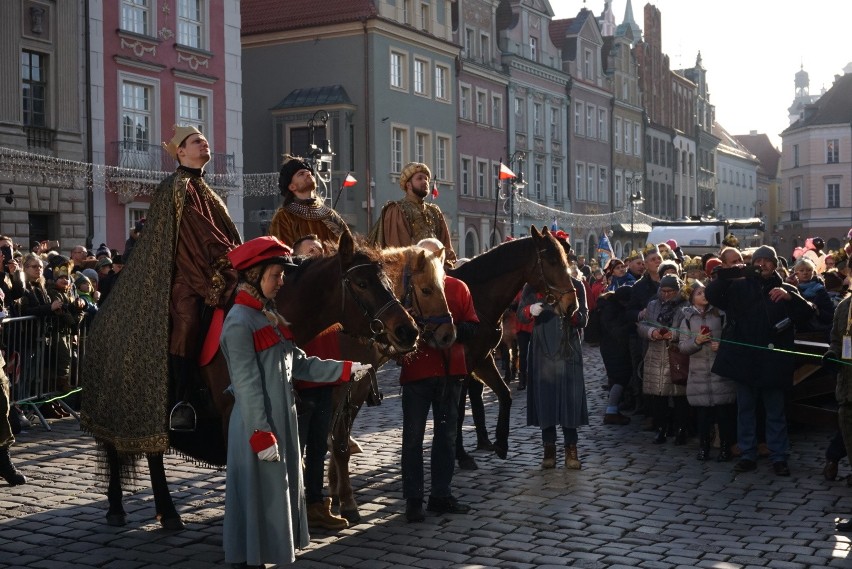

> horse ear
[531,225,543,239]
[415,249,428,271]
[337,228,354,266]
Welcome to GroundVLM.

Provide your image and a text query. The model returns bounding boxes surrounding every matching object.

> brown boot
[541,443,556,470]
[564,444,581,470]
[306,497,349,531]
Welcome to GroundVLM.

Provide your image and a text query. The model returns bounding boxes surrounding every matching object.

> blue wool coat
[518,279,589,429]
[221,299,350,566]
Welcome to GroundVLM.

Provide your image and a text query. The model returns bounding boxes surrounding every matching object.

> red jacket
[294,325,346,390]
[399,276,478,383]
[512,290,533,333]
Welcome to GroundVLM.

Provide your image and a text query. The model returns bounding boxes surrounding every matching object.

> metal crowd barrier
[2,314,87,430]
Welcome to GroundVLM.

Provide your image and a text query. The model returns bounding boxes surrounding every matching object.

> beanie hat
[96,243,111,259]
[74,273,91,288]
[82,268,99,283]
[704,257,722,278]
[659,274,682,291]
[751,245,778,266]
[657,260,679,279]
[398,162,431,190]
[278,155,312,197]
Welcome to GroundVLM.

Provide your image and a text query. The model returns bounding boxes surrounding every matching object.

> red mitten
[250,430,277,453]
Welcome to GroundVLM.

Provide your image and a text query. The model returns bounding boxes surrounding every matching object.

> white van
[646,222,725,257]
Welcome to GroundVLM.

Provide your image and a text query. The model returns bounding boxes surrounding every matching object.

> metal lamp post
[507,151,526,238]
[307,110,334,184]
[626,175,644,251]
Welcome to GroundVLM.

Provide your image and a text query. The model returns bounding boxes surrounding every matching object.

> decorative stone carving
[159,27,174,40]
[30,6,45,34]
[121,38,157,57]
[177,52,210,71]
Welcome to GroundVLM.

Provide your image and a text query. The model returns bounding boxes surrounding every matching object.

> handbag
[668,343,690,385]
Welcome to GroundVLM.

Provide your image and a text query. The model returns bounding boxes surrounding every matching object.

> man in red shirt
[400,238,478,522]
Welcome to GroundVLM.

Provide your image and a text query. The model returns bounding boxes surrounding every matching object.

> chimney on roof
[803,104,818,121]
[749,130,757,135]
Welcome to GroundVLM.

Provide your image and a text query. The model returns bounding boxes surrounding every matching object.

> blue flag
[597,232,613,264]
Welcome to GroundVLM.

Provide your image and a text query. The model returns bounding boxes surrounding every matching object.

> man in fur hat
[82,125,242,453]
[267,155,349,246]
[370,162,457,264]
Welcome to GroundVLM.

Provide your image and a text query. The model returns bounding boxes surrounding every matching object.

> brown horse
[324,245,453,523]
[449,226,577,462]
[103,230,419,530]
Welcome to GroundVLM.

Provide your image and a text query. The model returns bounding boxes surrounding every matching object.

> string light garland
[514,194,665,232]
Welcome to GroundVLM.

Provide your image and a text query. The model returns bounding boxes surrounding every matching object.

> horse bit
[341,262,398,344]
[536,246,577,305]
[400,265,452,343]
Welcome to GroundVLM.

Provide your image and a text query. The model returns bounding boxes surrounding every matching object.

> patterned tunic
[268,196,348,247]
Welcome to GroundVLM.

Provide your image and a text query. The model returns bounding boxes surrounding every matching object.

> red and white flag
[342,172,357,187]
[499,162,516,180]
[431,181,439,199]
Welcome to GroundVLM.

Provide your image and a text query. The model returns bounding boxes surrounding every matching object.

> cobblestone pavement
[2,347,852,568]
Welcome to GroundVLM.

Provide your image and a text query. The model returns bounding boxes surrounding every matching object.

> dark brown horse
[325,245,453,523]
[448,226,576,462]
[103,230,419,530]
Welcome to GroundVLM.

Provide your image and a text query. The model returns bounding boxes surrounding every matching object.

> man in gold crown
[82,125,242,454]
[370,162,457,264]
[625,248,646,281]
[267,155,349,246]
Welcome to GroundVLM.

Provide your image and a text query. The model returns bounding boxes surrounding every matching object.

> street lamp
[492,151,526,246]
[306,110,334,184]
[626,175,644,251]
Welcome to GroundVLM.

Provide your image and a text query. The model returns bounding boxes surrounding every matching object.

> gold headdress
[161,124,203,160]
[683,255,703,272]
[722,233,740,248]
[625,249,643,261]
[642,242,659,257]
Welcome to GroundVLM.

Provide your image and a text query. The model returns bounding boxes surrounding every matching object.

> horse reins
[400,265,452,343]
[341,262,399,343]
[536,246,576,305]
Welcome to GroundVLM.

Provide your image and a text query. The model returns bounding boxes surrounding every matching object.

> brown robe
[267,196,348,247]
[372,196,457,262]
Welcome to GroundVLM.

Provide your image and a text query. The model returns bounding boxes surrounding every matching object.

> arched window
[465,228,481,257]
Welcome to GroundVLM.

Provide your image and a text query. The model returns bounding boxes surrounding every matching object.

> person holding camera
[705,245,815,476]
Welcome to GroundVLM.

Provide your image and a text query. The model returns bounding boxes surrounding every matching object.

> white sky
[552,0,852,150]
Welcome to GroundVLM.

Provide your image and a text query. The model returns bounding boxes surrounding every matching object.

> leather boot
[541,443,556,469]
[0,447,26,486]
[696,438,711,461]
[564,444,581,470]
[306,497,349,531]
[653,428,667,444]
[717,441,733,462]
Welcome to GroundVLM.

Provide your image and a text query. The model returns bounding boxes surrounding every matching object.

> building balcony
[108,141,236,176]
[24,126,55,152]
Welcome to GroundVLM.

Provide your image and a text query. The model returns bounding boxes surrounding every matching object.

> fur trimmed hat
[162,124,202,160]
[399,162,431,190]
[657,260,680,279]
[278,155,312,197]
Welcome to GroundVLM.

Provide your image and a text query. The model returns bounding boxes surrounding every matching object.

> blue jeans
[401,377,461,500]
[735,383,789,463]
[296,385,334,504]
[541,425,577,446]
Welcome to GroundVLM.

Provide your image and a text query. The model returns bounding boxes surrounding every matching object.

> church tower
[788,64,819,125]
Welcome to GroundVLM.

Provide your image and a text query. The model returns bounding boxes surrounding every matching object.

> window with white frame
[391,126,407,172]
[550,107,560,140]
[792,183,801,210]
[476,90,487,123]
[827,139,840,164]
[435,65,449,101]
[415,131,430,164]
[633,123,641,156]
[575,162,585,200]
[599,167,608,203]
[574,101,583,135]
[420,3,430,32]
[437,136,450,181]
[177,0,205,49]
[461,157,471,196]
[460,85,471,120]
[177,91,207,133]
[586,104,595,139]
[534,163,542,200]
[529,36,537,61]
[533,103,542,136]
[515,97,525,131]
[121,0,150,35]
[480,33,490,63]
[587,165,596,203]
[598,108,607,142]
[21,50,47,127]
[827,181,841,208]
[615,172,622,208]
[584,49,592,79]
[477,160,487,197]
[413,58,428,95]
[127,204,149,236]
[121,80,152,150]
[465,28,475,58]
[624,120,632,154]
[390,51,407,90]
[552,165,560,202]
[491,94,502,128]
[614,117,622,151]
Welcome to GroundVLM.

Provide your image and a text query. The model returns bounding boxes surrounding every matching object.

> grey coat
[638,297,687,397]
[221,302,349,566]
[677,306,736,407]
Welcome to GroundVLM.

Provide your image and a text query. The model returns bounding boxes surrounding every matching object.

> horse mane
[449,236,533,284]
[380,246,445,294]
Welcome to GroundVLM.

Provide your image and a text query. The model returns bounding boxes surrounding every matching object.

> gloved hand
[823,351,840,373]
[250,430,280,462]
[351,362,372,381]
[529,302,544,317]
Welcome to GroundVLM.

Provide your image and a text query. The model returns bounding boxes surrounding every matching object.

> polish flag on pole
[499,162,516,180]
[431,180,439,199]
[343,172,357,187]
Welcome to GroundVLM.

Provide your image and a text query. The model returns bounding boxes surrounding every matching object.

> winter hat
[657,260,680,279]
[659,274,682,291]
[751,245,778,266]
[96,257,113,270]
[277,154,312,196]
[74,273,91,288]
[96,243,111,259]
[704,257,723,278]
[398,162,431,190]
[82,268,99,283]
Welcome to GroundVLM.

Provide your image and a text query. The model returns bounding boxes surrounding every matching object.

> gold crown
[722,233,740,248]
[625,249,643,261]
[683,256,703,271]
[642,242,659,256]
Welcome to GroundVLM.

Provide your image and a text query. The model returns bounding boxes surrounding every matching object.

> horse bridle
[400,265,452,343]
[341,262,399,343]
[536,246,577,305]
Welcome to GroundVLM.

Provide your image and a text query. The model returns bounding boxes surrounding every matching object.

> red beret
[227,236,294,271]
[666,239,678,250]
[704,257,722,278]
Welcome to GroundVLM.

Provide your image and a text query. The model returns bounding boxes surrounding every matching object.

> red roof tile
[242,0,379,36]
